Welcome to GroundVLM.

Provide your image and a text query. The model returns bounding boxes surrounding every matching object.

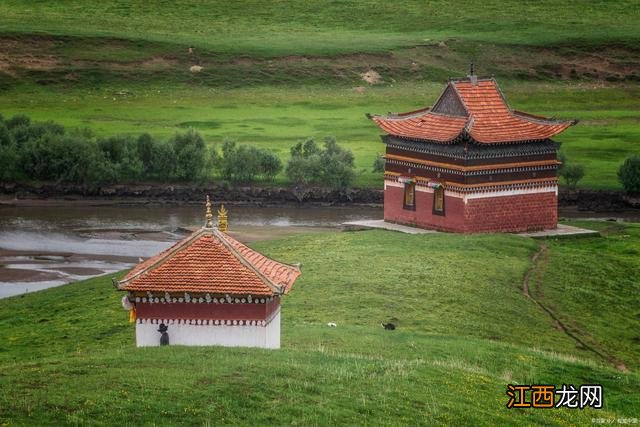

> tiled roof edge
[117,228,207,290]
[214,229,287,295]
[512,110,578,126]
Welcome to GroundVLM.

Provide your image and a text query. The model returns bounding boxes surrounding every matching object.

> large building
[117,198,300,348]
[368,74,576,233]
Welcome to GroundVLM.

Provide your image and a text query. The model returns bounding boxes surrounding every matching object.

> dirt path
[522,244,628,372]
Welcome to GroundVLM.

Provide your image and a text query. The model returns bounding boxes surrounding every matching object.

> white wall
[135,310,281,349]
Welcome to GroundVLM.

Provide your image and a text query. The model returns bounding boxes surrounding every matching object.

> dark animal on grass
[382,322,396,330]
[158,323,169,345]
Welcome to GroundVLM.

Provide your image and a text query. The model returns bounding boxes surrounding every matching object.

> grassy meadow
[1,83,639,189]
[0,223,639,424]
[0,1,639,189]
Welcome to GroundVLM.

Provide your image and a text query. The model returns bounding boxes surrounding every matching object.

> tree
[150,141,178,181]
[557,150,567,174]
[286,139,323,186]
[286,137,355,189]
[256,149,282,181]
[372,154,385,172]
[618,154,640,195]
[219,140,281,183]
[136,133,155,174]
[5,114,30,130]
[21,132,113,184]
[0,123,12,148]
[98,135,143,181]
[0,145,20,181]
[559,164,585,190]
[169,130,207,181]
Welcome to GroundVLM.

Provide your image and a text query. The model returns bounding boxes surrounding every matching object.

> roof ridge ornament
[218,204,228,232]
[205,195,214,228]
[468,62,477,85]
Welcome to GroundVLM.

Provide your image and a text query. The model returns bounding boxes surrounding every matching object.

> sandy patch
[361,69,382,84]
[0,54,59,71]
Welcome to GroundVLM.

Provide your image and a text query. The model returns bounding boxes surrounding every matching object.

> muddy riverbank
[0,204,380,297]
[0,182,383,205]
[2,182,639,212]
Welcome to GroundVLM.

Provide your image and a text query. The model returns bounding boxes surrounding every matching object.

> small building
[368,73,577,233]
[117,197,300,348]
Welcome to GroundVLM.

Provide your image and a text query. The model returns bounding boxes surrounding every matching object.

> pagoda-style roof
[369,77,577,144]
[117,227,301,296]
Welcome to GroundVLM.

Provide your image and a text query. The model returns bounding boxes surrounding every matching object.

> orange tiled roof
[117,228,301,296]
[370,77,576,144]
[372,111,468,142]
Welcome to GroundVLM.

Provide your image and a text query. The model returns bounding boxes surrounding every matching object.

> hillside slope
[0,1,639,190]
[1,0,639,55]
[0,224,638,424]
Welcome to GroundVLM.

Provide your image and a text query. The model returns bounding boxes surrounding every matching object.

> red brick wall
[384,185,465,232]
[384,184,557,233]
[136,298,280,321]
[464,191,557,233]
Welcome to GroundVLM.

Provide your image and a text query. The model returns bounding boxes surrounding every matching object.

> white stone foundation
[135,310,281,349]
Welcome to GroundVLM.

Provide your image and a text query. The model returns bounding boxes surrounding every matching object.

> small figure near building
[116,197,301,348]
[368,70,577,233]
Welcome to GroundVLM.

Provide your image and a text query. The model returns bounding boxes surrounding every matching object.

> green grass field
[0,1,639,189]
[1,82,638,189]
[0,223,639,424]
[1,1,639,55]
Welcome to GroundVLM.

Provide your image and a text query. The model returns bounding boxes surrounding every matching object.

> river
[1,202,638,299]
[0,203,381,298]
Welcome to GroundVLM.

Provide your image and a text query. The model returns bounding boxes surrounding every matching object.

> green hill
[0,1,639,189]
[1,222,638,424]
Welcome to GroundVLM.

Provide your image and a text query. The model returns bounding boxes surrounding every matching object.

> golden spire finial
[205,195,213,228]
[217,204,228,232]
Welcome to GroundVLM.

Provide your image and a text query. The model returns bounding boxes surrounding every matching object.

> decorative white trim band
[385,158,557,176]
[137,318,271,327]
[462,186,557,203]
[132,293,277,305]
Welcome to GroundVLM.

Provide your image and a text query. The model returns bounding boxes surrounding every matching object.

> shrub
[169,130,207,181]
[255,149,282,181]
[0,123,12,147]
[5,114,30,130]
[135,133,155,172]
[557,151,567,174]
[559,163,585,190]
[10,120,64,147]
[98,135,144,181]
[0,145,20,180]
[618,154,640,195]
[150,141,179,181]
[220,140,282,183]
[372,154,385,172]
[21,133,113,184]
[286,137,355,189]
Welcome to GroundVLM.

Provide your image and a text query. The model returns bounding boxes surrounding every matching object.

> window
[433,186,445,215]
[403,182,415,210]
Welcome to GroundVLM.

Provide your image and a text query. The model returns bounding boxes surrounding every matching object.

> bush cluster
[557,151,585,190]
[618,154,640,195]
[286,137,355,189]
[0,114,356,189]
[0,114,212,184]
[219,140,282,183]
